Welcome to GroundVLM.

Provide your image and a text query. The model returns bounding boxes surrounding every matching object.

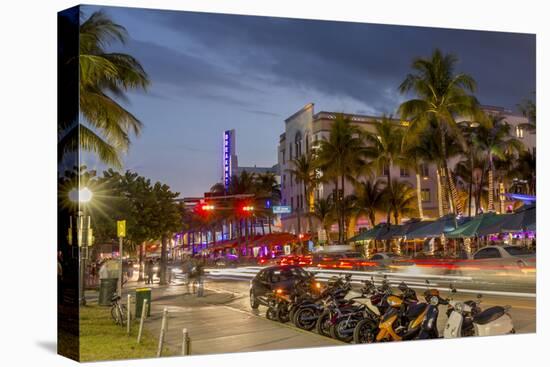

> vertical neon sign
[224,130,231,190]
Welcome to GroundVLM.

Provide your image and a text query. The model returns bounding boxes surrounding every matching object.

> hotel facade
[277,103,535,238]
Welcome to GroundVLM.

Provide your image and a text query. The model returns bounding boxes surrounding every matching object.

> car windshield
[272,267,307,282]
[504,246,533,256]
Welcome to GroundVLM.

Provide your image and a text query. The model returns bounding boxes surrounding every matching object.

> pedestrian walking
[145,259,154,285]
[195,257,205,297]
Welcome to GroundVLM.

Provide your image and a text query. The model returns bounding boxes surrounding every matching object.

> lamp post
[69,187,93,306]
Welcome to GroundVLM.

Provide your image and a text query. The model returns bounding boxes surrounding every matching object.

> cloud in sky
[81,5,535,197]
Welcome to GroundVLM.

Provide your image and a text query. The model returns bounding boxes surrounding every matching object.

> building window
[516,126,524,139]
[289,144,293,160]
[290,197,294,210]
[420,163,429,178]
[400,167,409,177]
[382,164,389,176]
[282,174,286,189]
[421,188,431,202]
[295,131,302,158]
[281,149,285,164]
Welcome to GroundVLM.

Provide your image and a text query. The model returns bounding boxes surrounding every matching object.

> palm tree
[383,179,417,225]
[473,114,524,211]
[316,114,367,242]
[286,152,317,235]
[364,116,405,222]
[64,10,149,168]
[517,94,536,132]
[312,198,335,244]
[398,49,479,215]
[353,179,385,227]
[512,148,536,195]
[400,143,426,219]
[454,148,488,215]
[255,172,281,234]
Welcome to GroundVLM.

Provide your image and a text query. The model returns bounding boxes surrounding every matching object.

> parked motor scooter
[443,284,515,338]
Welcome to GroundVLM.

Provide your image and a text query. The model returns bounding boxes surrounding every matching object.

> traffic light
[242,205,254,212]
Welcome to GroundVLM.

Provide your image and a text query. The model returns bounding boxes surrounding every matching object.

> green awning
[406,214,469,239]
[348,224,396,242]
[445,213,509,238]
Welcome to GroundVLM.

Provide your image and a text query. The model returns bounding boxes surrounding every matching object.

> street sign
[272,205,291,214]
[117,220,126,238]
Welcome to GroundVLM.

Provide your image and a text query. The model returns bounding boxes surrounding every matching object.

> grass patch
[79,305,173,362]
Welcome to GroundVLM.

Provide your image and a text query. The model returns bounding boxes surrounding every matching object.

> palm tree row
[282,49,532,243]
[174,48,533,248]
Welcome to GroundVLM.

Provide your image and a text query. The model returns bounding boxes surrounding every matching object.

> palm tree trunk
[436,168,444,217]
[341,175,346,242]
[386,165,392,225]
[439,128,456,214]
[488,155,495,212]
[159,234,168,285]
[415,172,424,219]
[333,178,341,243]
[468,154,474,217]
[447,167,462,215]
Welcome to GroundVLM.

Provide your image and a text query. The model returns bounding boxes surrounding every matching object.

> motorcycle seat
[473,306,506,325]
[406,303,427,318]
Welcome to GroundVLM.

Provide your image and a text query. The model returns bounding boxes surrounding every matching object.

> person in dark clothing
[145,259,154,284]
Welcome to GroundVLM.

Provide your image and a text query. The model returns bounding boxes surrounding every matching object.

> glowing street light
[67,186,94,306]
[68,187,93,203]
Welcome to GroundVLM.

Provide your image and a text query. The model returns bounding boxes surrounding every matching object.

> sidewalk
[144,290,341,356]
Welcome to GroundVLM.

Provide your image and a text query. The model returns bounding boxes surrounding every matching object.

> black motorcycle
[293,274,350,331]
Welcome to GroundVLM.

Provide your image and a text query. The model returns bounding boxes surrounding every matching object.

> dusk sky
[81,5,536,198]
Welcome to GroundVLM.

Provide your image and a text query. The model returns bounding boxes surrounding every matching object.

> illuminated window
[400,167,409,177]
[420,163,430,178]
[516,126,524,138]
[382,164,389,176]
[421,188,431,202]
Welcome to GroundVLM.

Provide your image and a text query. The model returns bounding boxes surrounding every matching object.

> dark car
[249,265,313,309]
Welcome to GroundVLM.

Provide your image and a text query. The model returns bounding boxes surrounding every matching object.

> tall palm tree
[517,94,536,132]
[353,179,385,228]
[63,10,150,168]
[398,49,479,215]
[473,114,524,211]
[399,144,426,219]
[286,152,317,235]
[312,198,335,244]
[383,179,417,225]
[365,116,405,222]
[316,114,367,242]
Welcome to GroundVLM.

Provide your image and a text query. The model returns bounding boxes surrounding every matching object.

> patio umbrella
[445,213,509,238]
[406,214,470,239]
[501,204,536,233]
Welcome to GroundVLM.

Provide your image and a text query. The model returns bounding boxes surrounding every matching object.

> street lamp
[68,186,93,306]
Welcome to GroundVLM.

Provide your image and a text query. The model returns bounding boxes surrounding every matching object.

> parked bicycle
[110,293,130,326]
